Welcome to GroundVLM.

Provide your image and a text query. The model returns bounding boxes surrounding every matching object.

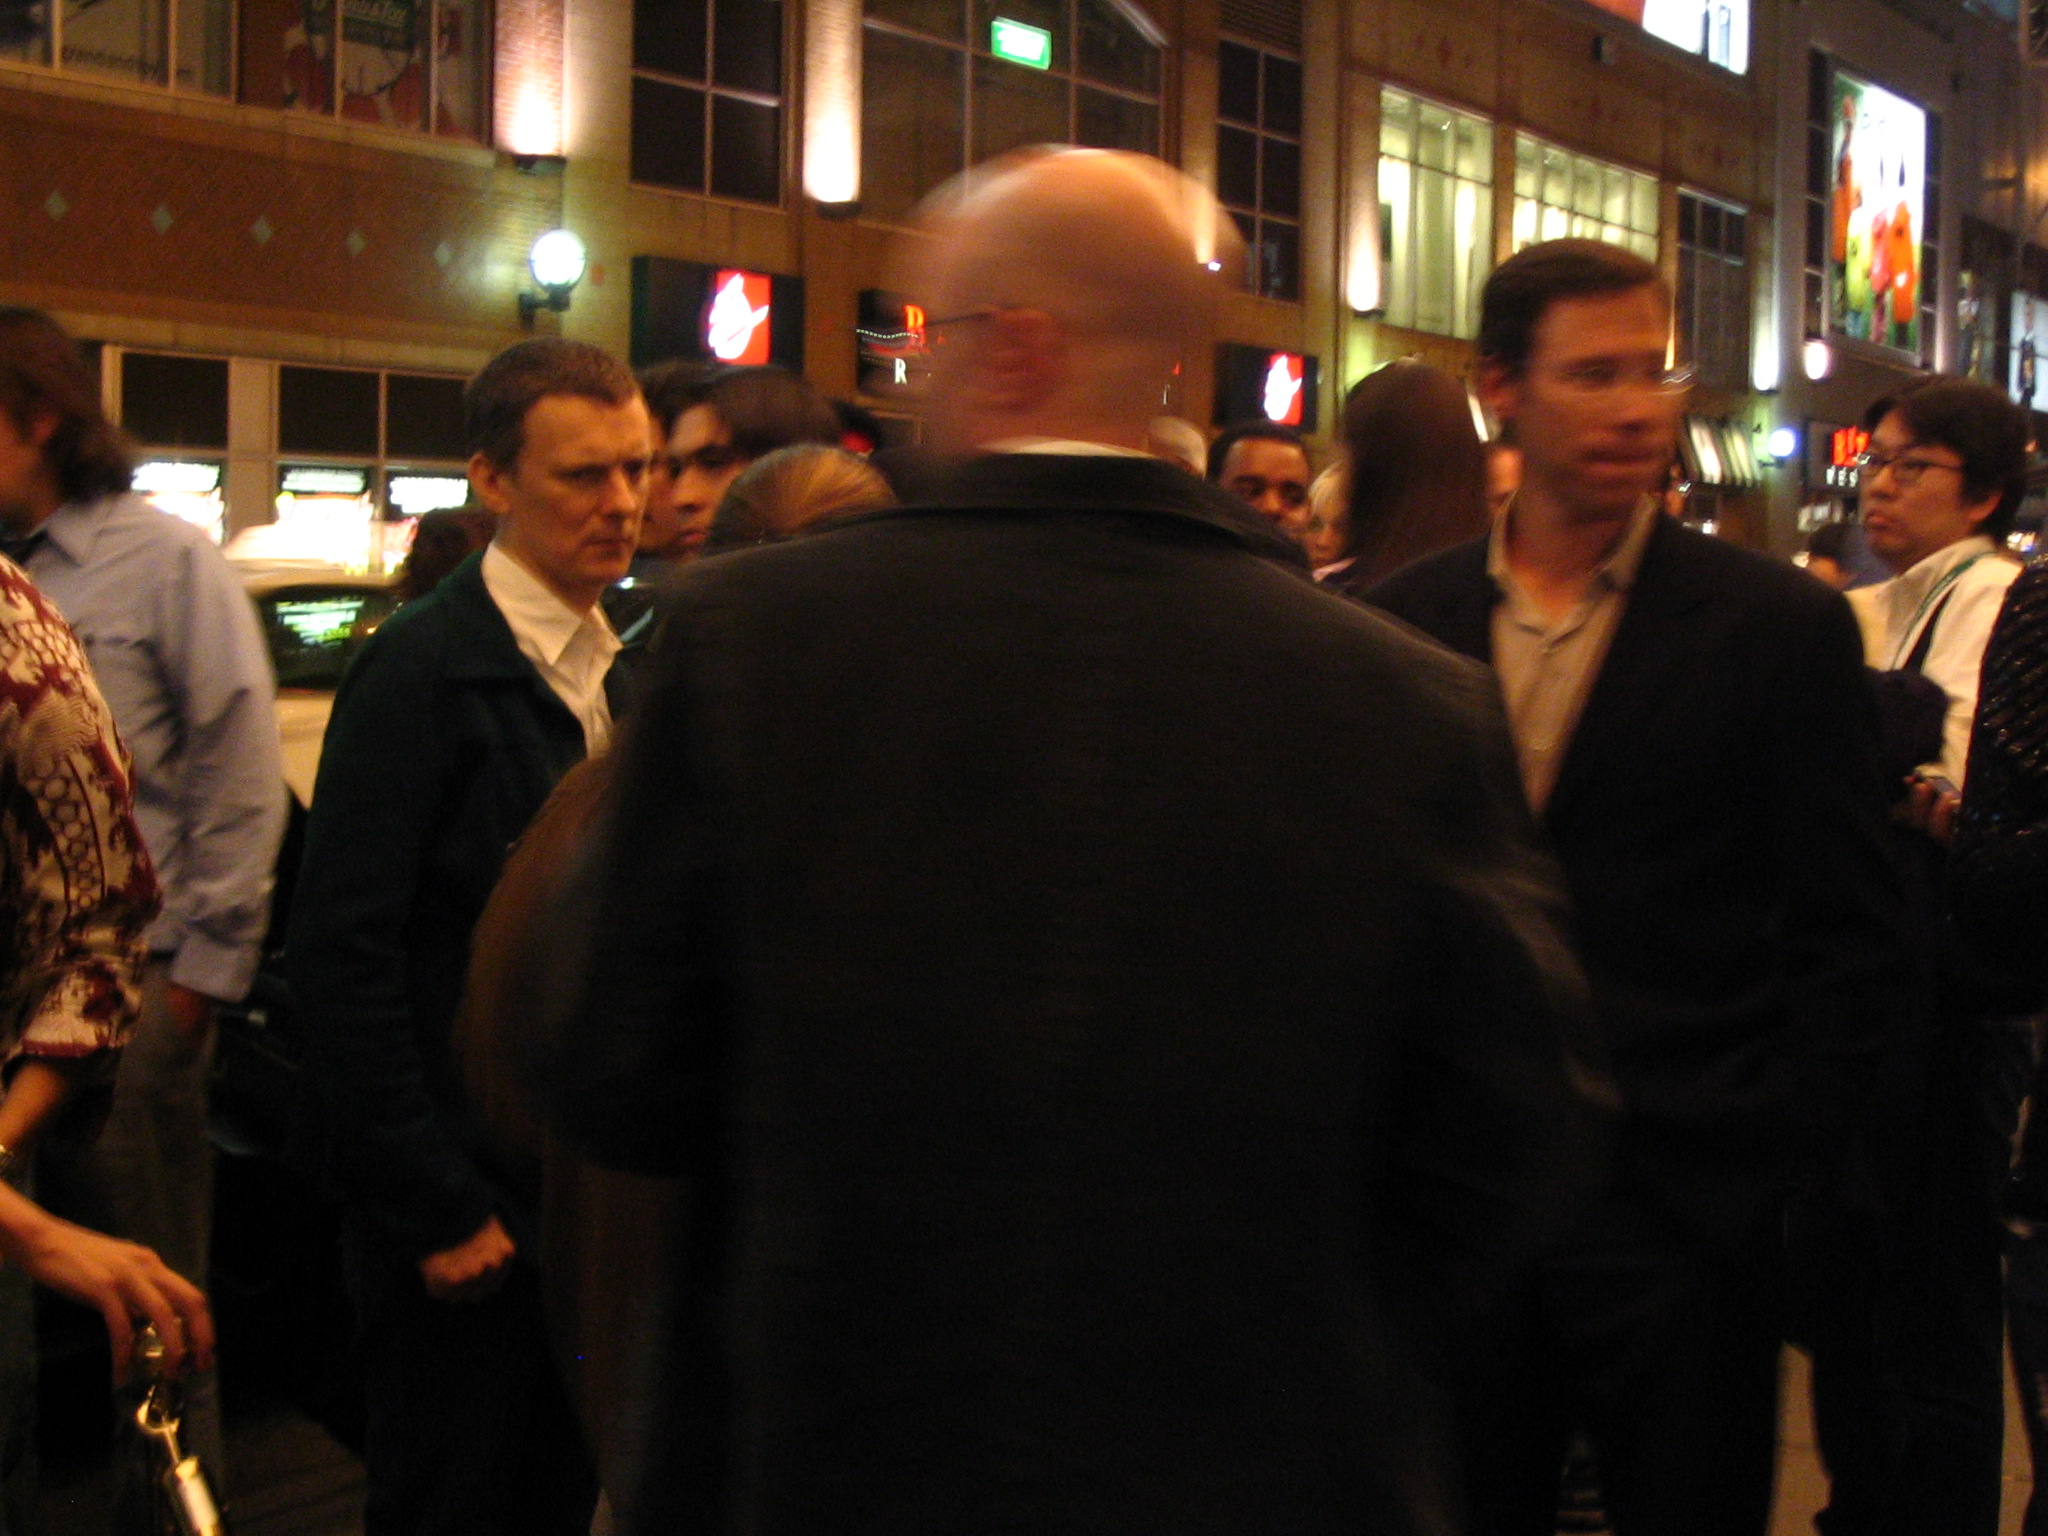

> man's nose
[1255,489,1290,522]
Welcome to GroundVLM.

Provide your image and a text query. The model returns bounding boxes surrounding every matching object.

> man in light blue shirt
[0,308,285,1500]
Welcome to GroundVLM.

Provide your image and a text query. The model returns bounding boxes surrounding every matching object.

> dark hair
[465,338,640,469]
[0,308,133,502]
[1207,420,1309,482]
[1862,375,2030,538]
[695,366,841,460]
[1477,239,1669,376]
[396,506,494,602]
[636,359,718,438]
[1805,520,1853,564]
[1335,360,1491,591]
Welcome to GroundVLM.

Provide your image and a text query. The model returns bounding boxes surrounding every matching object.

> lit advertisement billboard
[1828,70,1926,355]
[1585,0,1748,73]
[2013,292,2048,411]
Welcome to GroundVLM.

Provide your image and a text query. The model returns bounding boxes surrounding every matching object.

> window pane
[974,0,1063,68]
[385,375,467,460]
[1416,101,1451,172]
[123,354,229,450]
[64,0,168,84]
[0,0,49,63]
[239,0,335,111]
[1414,165,1454,335]
[1076,0,1156,93]
[1630,173,1658,234]
[866,0,962,40]
[710,94,781,202]
[972,54,1067,162]
[434,0,489,139]
[1076,86,1156,153]
[1380,89,1412,159]
[1262,54,1301,137]
[1725,210,1746,259]
[1572,157,1600,216]
[1678,193,1697,245]
[1699,201,1722,252]
[176,0,233,92]
[637,0,708,78]
[1513,135,1538,198]
[1380,154,1412,327]
[1454,177,1491,338]
[1258,219,1299,301]
[1217,123,1258,210]
[1262,136,1300,219]
[1601,165,1629,225]
[341,0,426,130]
[632,75,707,190]
[1218,40,1258,125]
[1454,115,1490,181]
[714,0,781,94]
[280,366,379,457]
[1229,209,1256,252]
[860,28,963,223]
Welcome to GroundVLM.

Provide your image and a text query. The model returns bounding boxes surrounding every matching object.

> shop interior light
[1767,426,1799,462]
[1802,338,1833,381]
[521,230,588,325]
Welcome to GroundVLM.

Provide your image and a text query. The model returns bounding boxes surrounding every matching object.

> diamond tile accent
[434,241,454,268]
[250,215,274,245]
[150,205,174,235]
[345,229,366,258]
[43,191,67,221]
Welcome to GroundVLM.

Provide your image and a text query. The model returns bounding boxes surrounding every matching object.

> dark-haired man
[0,307,284,1493]
[1208,419,1311,538]
[1371,240,1906,1535]
[292,337,650,1534]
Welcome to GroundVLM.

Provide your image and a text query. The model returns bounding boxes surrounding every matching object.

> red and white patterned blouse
[0,555,158,1064]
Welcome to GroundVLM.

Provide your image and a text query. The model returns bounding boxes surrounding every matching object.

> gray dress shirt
[19,494,286,1002]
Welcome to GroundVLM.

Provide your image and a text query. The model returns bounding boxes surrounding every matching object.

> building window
[1676,191,1749,392]
[860,0,1161,227]
[1216,37,1301,301]
[631,0,785,204]
[1511,134,1658,262]
[1378,88,1492,339]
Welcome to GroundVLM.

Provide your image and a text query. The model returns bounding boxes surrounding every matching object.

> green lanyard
[1887,553,1987,671]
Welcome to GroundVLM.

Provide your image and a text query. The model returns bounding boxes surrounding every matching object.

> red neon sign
[1262,352,1306,426]
[1830,425,1869,471]
[704,269,773,365]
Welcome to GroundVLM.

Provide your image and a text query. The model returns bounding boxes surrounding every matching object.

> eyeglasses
[1853,448,1967,488]
[1549,361,1695,395]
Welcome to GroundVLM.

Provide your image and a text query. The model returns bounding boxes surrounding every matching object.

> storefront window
[1379,88,1492,340]
[1511,134,1658,262]
[1676,190,1749,392]
[631,0,785,205]
[1217,38,1301,302]
[859,0,1161,226]
[240,0,489,139]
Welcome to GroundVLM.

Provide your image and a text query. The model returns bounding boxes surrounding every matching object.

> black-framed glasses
[1854,448,1967,488]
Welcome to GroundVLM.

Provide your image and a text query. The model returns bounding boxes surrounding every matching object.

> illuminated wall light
[1346,184,1383,313]
[494,0,565,157]
[804,0,863,205]
[1767,425,1799,462]
[1802,338,1833,381]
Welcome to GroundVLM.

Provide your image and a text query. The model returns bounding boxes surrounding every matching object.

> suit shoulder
[1658,522,1847,621]
[1363,536,1490,617]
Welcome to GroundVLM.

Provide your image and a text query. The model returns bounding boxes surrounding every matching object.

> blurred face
[1858,410,1999,574]
[0,407,59,533]
[1302,471,1350,566]
[470,392,651,611]
[668,404,748,559]
[636,433,684,560]
[1220,437,1312,536]
[1485,445,1521,518]
[1481,284,1680,525]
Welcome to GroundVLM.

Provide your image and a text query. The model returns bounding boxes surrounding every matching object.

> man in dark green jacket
[290,337,651,1536]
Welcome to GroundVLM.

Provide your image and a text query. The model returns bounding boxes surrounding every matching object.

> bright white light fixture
[521,230,587,325]
[1802,338,1832,381]
[1767,426,1798,462]
[804,0,862,205]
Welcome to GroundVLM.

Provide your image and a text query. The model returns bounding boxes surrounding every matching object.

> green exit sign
[990,16,1052,68]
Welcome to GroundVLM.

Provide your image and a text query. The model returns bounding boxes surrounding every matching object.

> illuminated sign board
[280,465,371,496]
[1828,69,1926,355]
[132,460,222,496]
[629,256,805,370]
[990,16,1053,68]
[1214,343,1319,432]
[385,474,472,516]
[704,269,775,365]
[1806,422,1868,494]
[2013,291,2048,411]
[1585,0,1748,73]
[856,289,931,397]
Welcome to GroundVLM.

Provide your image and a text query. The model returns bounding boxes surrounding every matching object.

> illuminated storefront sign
[386,473,472,516]
[855,289,931,397]
[1214,343,1320,431]
[990,16,1053,67]
[1585,0,1748,73]
[2013,291,2048,411]
[132,459,226,545]
[1828,70,1926,355]
[1806,423,1869,495]
[630,256,805,370]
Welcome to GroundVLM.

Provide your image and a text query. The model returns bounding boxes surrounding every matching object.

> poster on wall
[1828,69,1926,355]
[1584,0,1748,73]
[2011,292,2048,411]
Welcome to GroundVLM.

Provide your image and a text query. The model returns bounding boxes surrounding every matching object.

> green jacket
[290,551,590,1260]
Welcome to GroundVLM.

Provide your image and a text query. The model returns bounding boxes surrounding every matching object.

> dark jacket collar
[885,452,1309,570]
[430,551,558,684]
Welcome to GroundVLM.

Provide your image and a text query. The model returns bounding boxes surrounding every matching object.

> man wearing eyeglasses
[1372,239,1906,1536]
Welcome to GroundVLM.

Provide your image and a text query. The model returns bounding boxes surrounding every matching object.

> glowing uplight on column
[494,0,565,156]
[804,0,862,205]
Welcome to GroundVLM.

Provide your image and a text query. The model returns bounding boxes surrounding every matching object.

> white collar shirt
[480,542,622,756]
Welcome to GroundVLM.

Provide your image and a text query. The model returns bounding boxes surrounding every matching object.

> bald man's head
[906,151,1238,452]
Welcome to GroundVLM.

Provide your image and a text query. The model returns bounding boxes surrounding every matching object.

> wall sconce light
[1802,338,1833,381]
[1766,425,1799,462]
[521,229,587,326]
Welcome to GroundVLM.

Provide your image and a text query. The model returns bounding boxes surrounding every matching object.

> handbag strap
[1902,585,1958,676]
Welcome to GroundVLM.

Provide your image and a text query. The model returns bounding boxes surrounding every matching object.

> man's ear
[467,452,515,520]
[1474,358,1519,434]
[23,410,59,453]
[979,308,1062,411]
[1960,488,2002,536]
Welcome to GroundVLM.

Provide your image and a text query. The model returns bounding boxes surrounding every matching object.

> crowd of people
[0,145,2044,1536]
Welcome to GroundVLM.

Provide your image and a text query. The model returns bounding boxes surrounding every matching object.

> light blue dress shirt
[21,494,286,1002]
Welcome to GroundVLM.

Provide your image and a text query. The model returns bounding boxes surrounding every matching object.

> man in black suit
[542,149,1607,1536]
[1371,239,1908,1536]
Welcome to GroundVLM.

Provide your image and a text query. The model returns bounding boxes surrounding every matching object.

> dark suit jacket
[545,453,1608,1536]
[1371,518,1910,1251]
[290,551,603,1261]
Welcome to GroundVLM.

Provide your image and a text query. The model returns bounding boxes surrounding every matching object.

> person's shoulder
[1651,519,1844,619]
[1361,535,1491,612]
